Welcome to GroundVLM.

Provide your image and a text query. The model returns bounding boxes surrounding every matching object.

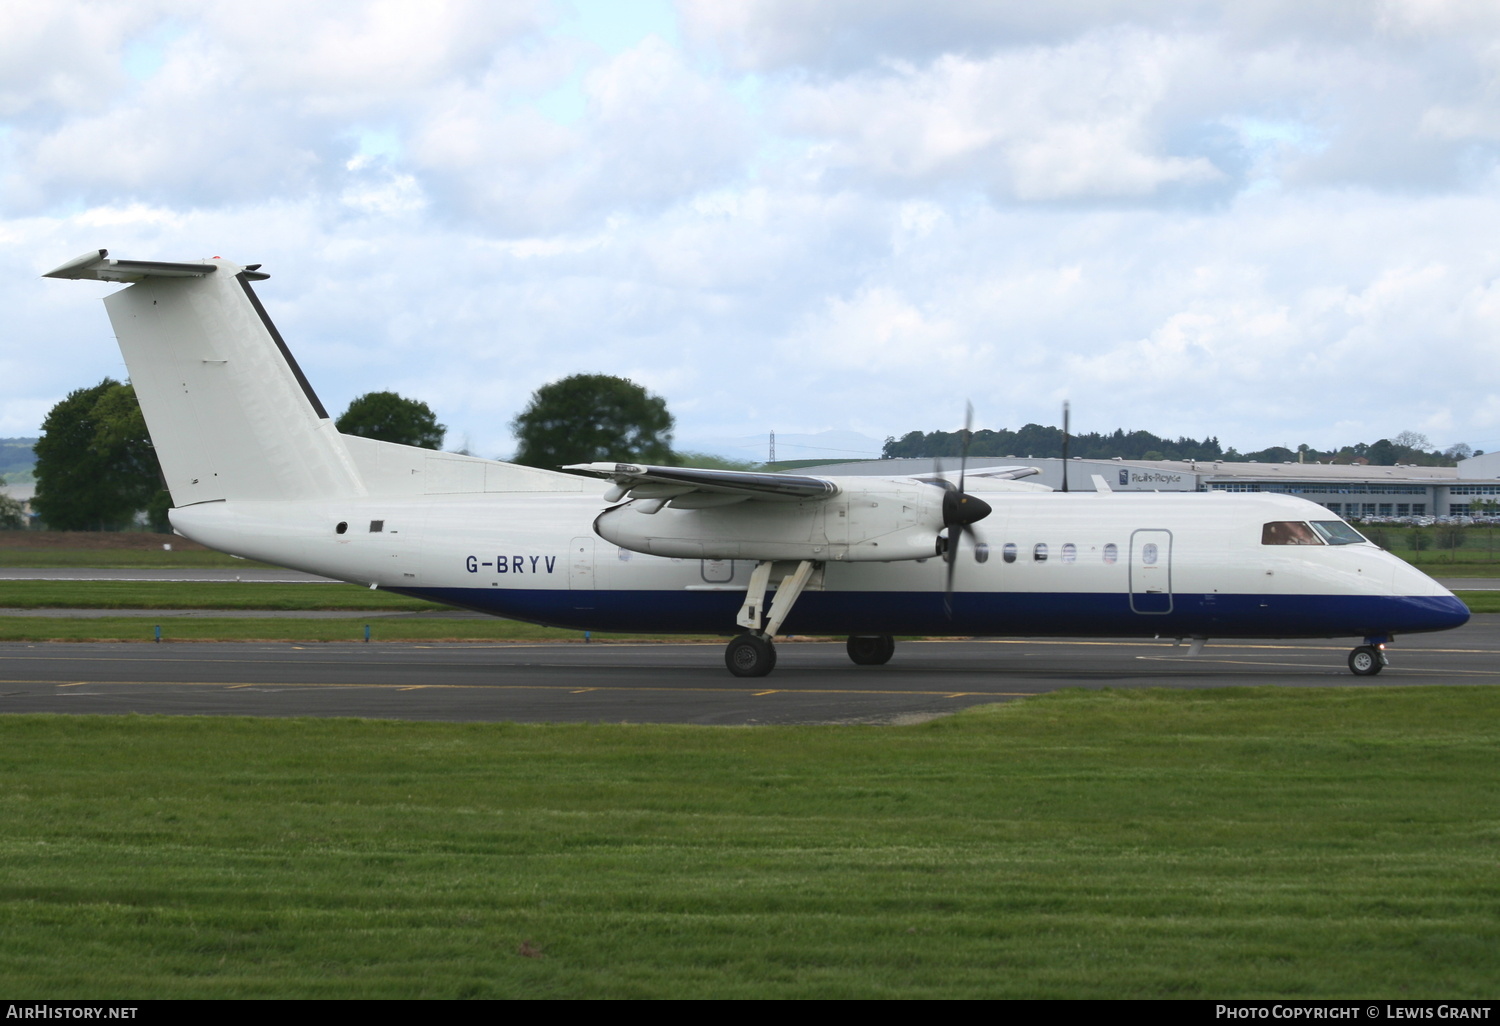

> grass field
[1,687,1498,998]
[0,532,269,569]
[0,580,446,611]
[0,548,273,569]
[0,615,698,643]
[0,580,1492,641]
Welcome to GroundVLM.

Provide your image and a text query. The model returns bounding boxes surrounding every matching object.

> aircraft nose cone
[1433,594,1472,630]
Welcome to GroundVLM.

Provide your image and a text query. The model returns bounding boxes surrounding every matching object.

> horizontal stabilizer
[43,249,269,282]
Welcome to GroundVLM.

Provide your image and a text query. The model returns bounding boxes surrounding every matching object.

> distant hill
[0,438,37,478]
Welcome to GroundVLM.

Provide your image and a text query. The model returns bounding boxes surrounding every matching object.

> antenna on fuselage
[1061,401,1070,492]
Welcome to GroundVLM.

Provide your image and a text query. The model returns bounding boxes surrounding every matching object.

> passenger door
[1129,529,1173,614]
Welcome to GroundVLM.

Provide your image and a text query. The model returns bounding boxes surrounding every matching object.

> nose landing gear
[1348,639,1390,676]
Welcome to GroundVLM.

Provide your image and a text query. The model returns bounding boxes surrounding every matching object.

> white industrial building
[804,455,1500,519]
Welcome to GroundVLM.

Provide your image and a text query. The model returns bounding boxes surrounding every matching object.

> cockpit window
[1262,521,1322,545]
[1309,521,1367,545]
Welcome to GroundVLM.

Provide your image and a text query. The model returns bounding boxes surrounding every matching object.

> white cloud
[409,36,752,231]
[10,0,1500,460]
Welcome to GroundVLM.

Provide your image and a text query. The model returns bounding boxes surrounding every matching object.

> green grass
[1371,526,1500,572]
[0,548,275,569]
[0,616,703,643]
[1454,591,1500,613]
[0,580,1487,640]
[1,688,1499,997]
[0,580,445,611]
[1403,561,1500,577]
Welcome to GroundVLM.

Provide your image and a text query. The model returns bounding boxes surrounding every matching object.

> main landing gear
[846,634,895,665]
[1348,641,1389,676]
[725,560,818,678]
[722,560,899,677]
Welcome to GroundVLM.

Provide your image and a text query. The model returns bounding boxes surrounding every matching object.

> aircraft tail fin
[45,250,365,505]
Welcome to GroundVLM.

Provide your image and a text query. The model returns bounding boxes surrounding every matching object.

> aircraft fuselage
[170,488,1468,641]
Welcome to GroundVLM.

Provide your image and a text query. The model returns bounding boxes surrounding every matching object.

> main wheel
[846,634,895,666]
[726,634,777,677]
[1348,645,1384,676]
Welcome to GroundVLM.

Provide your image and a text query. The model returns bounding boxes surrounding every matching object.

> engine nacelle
[594,480,948,562]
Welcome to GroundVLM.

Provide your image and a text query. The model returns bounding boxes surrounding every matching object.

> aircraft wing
[910,466,1042,484]
[564,462,838,505]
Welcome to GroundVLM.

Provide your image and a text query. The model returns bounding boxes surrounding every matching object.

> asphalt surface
[2,620,1495,725]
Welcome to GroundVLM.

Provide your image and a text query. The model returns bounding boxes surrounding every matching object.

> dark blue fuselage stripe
[391,587,1471,638]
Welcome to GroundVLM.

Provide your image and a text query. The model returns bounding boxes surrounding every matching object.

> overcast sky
[8,0,1500,461]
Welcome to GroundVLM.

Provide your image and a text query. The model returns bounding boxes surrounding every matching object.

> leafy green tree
[336,392,445,449]
[881,423,1223,461]
[91,382,172,531]
[1365,439,1398,465]
[673,451,759,471]
[511,374,674,468]
[0,491,25,529]
[33,379,163,531]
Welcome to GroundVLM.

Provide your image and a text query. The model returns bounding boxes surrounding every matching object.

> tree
[511,374,673,468]
[0,491,25,529]
[336,392,445,449]
[33,379,163,531]
[1365,438,1397,466]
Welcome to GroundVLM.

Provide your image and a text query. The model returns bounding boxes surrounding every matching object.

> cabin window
[335,522,348,535]
[1002,543,1017,564]
[1103,543,1118,565]
[1262,521,1322,545]
[369,520,384,533]
[1142,542,1159,564]
[1309,521,1367,545]
[1061,543,1077,564]
[1033,543,1048,562]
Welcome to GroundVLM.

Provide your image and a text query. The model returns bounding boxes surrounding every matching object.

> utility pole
[1061,401,1070,493]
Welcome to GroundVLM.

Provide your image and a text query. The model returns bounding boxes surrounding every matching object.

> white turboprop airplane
[45,250,1470,677]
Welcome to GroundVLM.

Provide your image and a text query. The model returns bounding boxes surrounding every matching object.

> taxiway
[1,618,1495,725]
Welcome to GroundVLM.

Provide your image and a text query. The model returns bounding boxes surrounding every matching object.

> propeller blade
[939,403,986,618]
[944,547,956,617]
[958,401,973,496]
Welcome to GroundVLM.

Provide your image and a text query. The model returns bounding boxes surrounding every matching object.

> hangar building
[804,455,1500,519]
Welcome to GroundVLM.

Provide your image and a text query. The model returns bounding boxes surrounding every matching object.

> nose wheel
[1348,645,1386,676]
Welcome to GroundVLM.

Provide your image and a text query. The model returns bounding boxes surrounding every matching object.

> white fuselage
[170,486,1467,641]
